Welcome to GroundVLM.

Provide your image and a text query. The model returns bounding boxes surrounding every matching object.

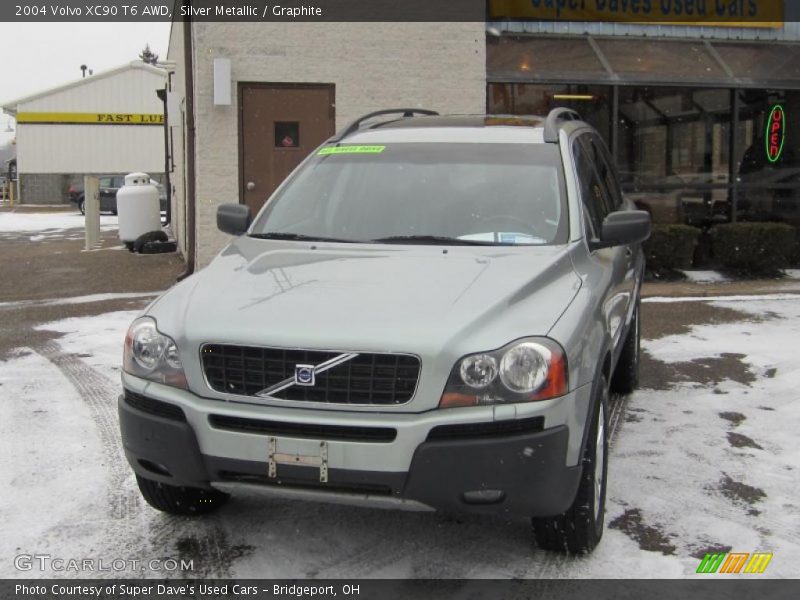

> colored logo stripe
[16,112,164,125]
[744,553,773,574]
[696,553,726,574]
[697,552,773,574]
[720,553,750,574]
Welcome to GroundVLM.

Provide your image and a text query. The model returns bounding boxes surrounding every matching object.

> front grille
[201,344,420,405]
[209,415,397,443]
[124,390,186,422]
[426,416,545,441]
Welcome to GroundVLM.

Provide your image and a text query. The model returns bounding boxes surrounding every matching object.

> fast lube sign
[765,104,785,163]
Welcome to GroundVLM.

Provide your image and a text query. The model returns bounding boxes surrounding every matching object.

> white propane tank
[117,172,161,243]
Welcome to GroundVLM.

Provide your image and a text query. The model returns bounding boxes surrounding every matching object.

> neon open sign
[765,104,785,163]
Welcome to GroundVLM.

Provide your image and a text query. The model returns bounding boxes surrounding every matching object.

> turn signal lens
[439,392,478,409]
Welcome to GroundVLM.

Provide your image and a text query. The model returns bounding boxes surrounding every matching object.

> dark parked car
[68,175,167,214]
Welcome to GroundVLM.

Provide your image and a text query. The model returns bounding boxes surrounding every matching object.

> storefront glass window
[487,80,799,227]
[488,83,611,143]
[734,89,800,225]
[617,86,732,227]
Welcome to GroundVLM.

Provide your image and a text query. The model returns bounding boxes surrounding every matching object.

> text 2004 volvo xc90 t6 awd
[119,108,650,554]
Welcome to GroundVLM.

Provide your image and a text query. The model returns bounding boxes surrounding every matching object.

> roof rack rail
[543,108,581,143]
[330,108,439,142]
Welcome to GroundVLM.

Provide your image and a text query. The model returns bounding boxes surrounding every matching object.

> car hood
[148,238,582,409]
[154,237,578,348]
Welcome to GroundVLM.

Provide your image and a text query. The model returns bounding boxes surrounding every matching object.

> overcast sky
[0,22,171,146]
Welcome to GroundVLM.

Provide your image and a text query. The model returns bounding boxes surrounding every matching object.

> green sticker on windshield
[318,145,386,155]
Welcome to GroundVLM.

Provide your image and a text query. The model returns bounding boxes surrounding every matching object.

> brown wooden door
[239,83,335,214]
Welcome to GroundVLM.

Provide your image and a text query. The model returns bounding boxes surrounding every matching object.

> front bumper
[119,376,590,517]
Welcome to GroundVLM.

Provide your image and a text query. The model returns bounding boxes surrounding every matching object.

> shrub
[711,222,796,276]
[643,224,701,279]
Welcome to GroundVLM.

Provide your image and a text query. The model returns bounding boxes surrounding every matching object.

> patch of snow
[0,351,108,573]
[679,270,730,283]
[0,292,159,310]
[644,293,800,304]
[0,211,118,233]
[634,298,800,578]
[34,311,140,376]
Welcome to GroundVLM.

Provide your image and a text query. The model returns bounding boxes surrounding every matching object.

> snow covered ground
[0,210,119,237]
[1,296,798,578]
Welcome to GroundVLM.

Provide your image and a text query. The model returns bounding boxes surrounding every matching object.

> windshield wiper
[248,232,358,243]
[370,235,502,246]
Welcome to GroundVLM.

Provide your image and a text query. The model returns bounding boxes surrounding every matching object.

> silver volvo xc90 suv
[119,109,650,554]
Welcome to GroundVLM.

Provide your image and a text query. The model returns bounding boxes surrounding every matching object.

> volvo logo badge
[294,364,315,386]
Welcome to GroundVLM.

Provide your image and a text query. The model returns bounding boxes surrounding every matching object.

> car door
[573,133,632,356]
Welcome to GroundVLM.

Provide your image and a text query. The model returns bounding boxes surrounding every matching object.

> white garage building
[1,61,167,204]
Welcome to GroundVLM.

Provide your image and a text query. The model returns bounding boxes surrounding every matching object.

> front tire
[532,374,609,554]
[78,198,85,215]
[136,475,229,516]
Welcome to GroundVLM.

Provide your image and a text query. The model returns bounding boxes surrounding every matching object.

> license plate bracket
[268,437,329,483]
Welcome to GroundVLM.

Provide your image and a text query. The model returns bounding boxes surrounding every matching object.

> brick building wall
[19,173,71,205]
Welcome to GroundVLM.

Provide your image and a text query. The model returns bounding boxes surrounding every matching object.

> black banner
[3,579,799,600]
[0,0,794,23]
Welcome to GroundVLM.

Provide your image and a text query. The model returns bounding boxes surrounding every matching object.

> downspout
[156,85,171,225]
[177,4,196,281]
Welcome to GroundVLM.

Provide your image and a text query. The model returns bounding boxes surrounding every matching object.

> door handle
[246,181,256,191]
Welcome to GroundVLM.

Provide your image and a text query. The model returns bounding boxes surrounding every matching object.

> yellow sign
[16,112,164,125]
[488,0,783,28]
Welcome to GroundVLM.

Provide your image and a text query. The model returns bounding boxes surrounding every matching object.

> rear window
[250,142,568,246]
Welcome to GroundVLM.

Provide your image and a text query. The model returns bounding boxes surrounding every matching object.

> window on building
[488,83,612,142]
[734,89,800,224]
[274,122,300,148]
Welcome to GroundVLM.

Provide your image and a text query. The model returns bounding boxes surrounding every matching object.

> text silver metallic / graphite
[179,5,324,18]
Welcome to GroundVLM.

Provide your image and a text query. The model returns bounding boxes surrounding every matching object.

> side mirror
[217,203,251,236]
[593,210,651,250]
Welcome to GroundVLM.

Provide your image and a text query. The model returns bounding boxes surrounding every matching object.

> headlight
[123,317,187,389]
[130,320,166,371]
[459,354,498,389]
[499,342,550,393]
[439,338,567,409]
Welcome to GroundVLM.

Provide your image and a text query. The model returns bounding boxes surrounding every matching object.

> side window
[99,177,113,188]
[589,134,623,210]
[573,135,612,239]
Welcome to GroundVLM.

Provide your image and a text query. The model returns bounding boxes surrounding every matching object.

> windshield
[250,142,568,245]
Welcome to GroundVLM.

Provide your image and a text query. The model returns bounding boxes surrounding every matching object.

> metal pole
[730,89,740,223]
[611,85,619,162]
[177,6,196,280]
[84,176,100,250]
